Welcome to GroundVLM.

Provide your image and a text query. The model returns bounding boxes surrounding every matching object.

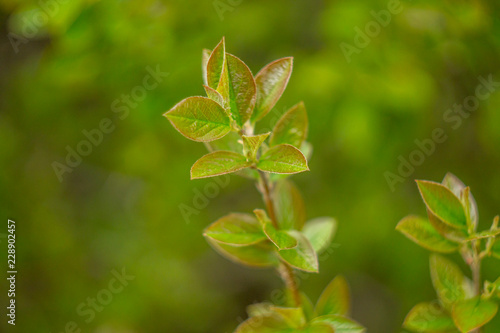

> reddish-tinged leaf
[270,101,308,148]
[164,96,231,142]
[191,151,250,179]
[206,38,225,89]
[252,57,293,122]
[217,53,257,126]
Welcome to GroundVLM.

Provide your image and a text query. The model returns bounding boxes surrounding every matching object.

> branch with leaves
[164,38,366,333]
[397,173,500,333]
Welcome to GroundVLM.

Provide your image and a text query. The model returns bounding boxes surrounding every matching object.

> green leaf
[442,173,478,227]
[279,231,318,272]
[258,144,309,174]
[311,315,366,333]
[268,306,306,328]
[252,57,293,122]
[202,48,211,86]
[299,293,315,322]
[403,302,457,332]
[208,131,243,153]
[270,101,308,148]
[203,213,266,246]
[315,275,350,316]
[191,151,250,179]
[452,297,498,332]
[206,38,225,89]
[427,209,468,243]
[203,84,226,107]
[242,133,270,161]
[300,141,313,161]
[217,53,257,127]
[164,96,231,142]
[273,179,307,230]
[396,215,459,253]
[254,209,298,250]
[302,217,337,254]
[206,238,277,268]
[247,302,276,318]
[235,314,291,333]
[416,180,467,229]
[430,254,469,309]
[305,323,335,333]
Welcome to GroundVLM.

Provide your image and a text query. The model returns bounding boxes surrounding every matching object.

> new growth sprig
[397,173,500,333]
[164,37,366,333]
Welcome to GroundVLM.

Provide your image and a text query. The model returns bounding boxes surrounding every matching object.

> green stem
[256,170,301,307]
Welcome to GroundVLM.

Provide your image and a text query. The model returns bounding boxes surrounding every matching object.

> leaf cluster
[164,38,366,333]
[164,37,310,179]
[235,276,365,333]
[397,173,500,332]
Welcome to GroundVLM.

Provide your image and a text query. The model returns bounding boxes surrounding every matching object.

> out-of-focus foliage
[0,0,499,332]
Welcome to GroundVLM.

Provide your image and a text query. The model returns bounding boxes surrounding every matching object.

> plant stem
[256,170,301,307]
[257,170,279,229]
[279,262,302,307]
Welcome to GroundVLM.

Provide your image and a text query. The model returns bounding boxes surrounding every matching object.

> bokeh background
[1,0,500,332]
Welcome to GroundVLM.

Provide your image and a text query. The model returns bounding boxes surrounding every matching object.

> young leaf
[217,53,257,127]
[273,179,307,230]
[452,297,498,333]
[247,303,275,318]
[209,131,243,153]
[268,306,306,328]
[416,180,467,229]
[298,293,315,322]
[305,323,336,333]
[203,213,266,246]
[242,133,270,161]
[300,141,313,161]
[202,48,211,85]
[191,151,250,179]
[403,302,456,332]
[203,85,226,108]
[442,173,478,226]
[396,215,459,253]
[206,238,277,268]
[257,144,309,174]
[311,315,366,333]
[427,209,468,243]
[315,275,350,316]
[254,209,298,250]
[206,38,225,89]
[302,217,337,254]
[235,313,290,333]
[430,254,468,309]
[279,231,318,272]
[270,101,308,148]
[252,57,293,122]
[164,96,231,142]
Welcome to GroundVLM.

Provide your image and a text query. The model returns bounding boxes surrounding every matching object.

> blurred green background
[1,0,500,332]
